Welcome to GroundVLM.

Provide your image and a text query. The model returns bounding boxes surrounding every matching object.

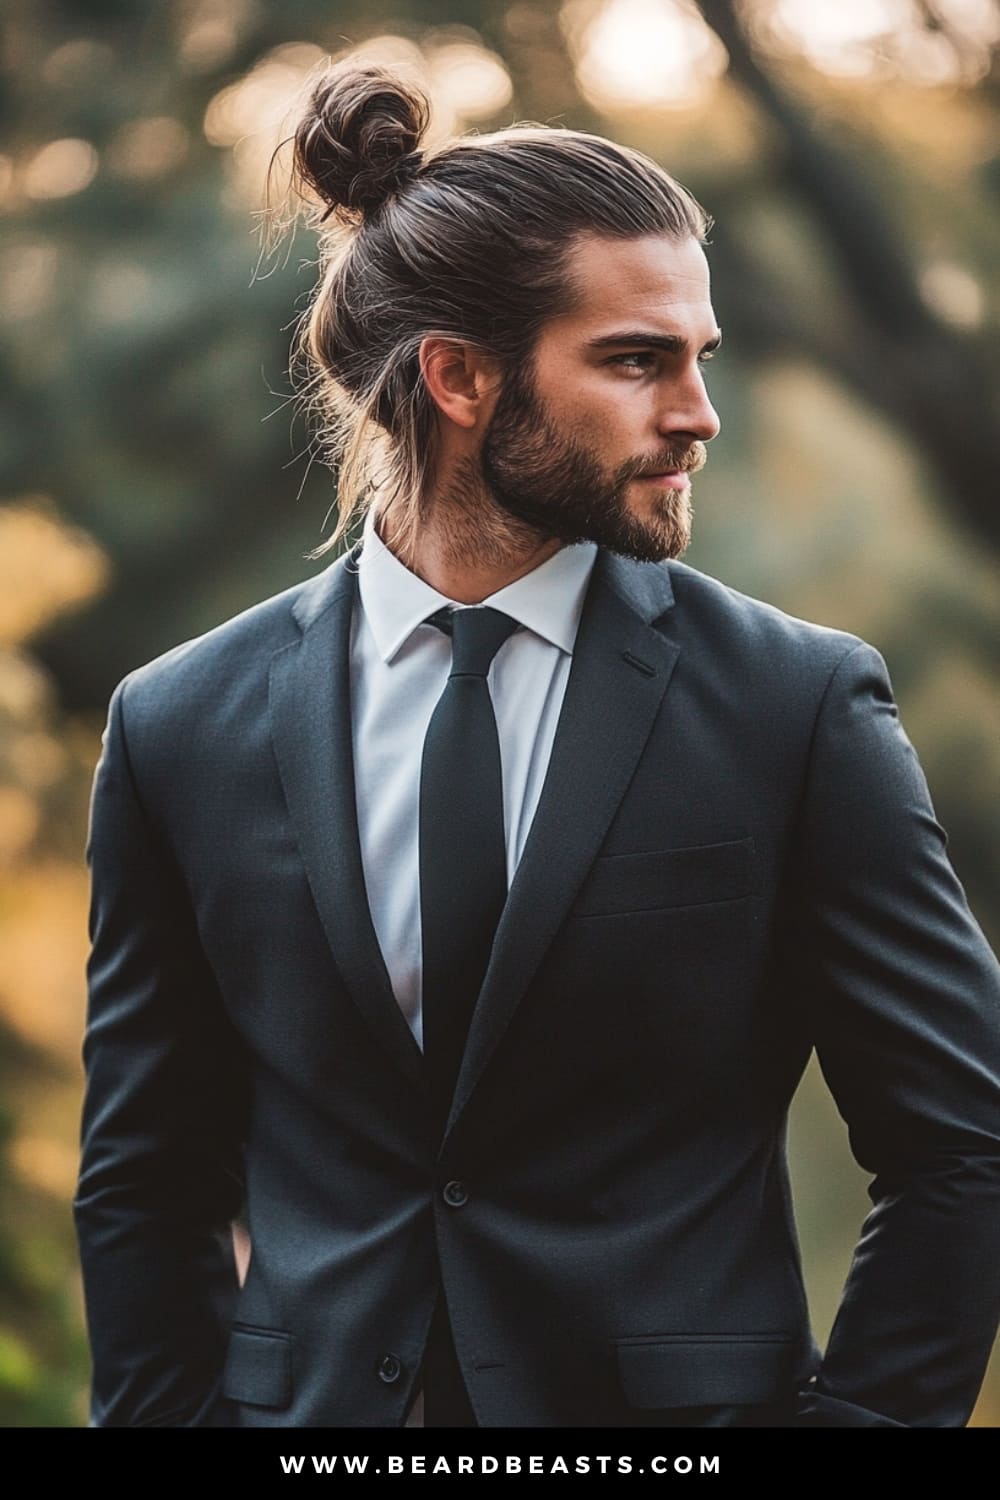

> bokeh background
[2,0,999,1428]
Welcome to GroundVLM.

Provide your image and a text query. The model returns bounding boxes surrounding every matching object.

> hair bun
[293,61,430,223]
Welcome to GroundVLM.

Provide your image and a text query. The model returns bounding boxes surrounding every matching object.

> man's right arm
[73,674,248,1426]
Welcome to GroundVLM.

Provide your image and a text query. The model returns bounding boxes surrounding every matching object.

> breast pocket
[572,836,756,918]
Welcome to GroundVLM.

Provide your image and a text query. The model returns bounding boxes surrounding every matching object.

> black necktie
[419,604,521,1130]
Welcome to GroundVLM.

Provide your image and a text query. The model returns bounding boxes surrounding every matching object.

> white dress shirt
[349,500,599,1426]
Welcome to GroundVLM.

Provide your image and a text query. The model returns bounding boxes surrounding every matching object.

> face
[479,232,721,562]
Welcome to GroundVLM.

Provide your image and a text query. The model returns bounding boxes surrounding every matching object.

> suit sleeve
[73,675,249,1426]
[787,641,1000,1427]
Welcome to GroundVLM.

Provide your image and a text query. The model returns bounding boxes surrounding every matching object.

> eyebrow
[586,327,723,355]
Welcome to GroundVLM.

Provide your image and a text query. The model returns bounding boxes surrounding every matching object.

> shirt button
[443,1179,469,1207]
[377,1352,403,1384]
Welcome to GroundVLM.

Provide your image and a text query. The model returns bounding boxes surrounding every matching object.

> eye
[609,353,657,374]
[608,351,717,375]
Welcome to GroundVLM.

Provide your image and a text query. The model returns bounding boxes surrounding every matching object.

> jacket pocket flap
[616,1334,797,1409]
[574,837,755,917]
[222,1326,293,1409]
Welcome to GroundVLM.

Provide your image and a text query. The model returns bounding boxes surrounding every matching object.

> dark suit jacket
[74,539,1000,1427]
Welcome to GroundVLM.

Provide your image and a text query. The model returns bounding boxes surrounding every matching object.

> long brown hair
[272,58,713,566]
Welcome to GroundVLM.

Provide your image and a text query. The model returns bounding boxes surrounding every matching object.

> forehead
[553,231,714,335]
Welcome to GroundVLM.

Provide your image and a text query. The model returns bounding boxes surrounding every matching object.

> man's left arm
[786,639,1000,1427]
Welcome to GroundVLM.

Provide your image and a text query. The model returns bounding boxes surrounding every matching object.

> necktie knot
[428,605,520,677]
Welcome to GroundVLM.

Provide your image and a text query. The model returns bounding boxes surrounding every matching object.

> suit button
[442,1179,468,1207]
[377,1352,403,1384]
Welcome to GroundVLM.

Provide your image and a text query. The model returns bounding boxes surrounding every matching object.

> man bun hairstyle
[276,57,713,566]
[292,63,429,225]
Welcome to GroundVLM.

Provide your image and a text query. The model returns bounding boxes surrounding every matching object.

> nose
[656,369,721,446]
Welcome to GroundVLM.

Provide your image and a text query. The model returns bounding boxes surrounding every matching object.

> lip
[639,470,690,489]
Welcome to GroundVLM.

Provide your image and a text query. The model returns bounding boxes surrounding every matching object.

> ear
[419,336,503,430]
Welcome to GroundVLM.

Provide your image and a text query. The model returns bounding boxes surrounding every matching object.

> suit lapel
[442,547,679,1146]
[268,540,430,1100]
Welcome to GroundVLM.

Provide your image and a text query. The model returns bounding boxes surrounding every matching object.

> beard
[477,358,705,564]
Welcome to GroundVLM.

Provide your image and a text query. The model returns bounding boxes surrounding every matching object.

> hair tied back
[293,60,431,226]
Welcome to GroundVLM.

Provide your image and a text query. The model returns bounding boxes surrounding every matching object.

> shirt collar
[357,502,599,665]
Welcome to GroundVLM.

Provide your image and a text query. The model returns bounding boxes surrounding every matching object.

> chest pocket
[572,835,755,918]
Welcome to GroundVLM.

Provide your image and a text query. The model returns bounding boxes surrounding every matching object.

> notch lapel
[268,541,430,1100]
[441,548,680,1148]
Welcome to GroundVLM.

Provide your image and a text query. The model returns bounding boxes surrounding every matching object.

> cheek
[562,387,631,446]
[536,361,644,450]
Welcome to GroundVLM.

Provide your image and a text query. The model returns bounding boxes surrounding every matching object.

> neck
[375,458,565,603]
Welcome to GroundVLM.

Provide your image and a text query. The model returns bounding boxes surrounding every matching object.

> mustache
[631,441,708,478]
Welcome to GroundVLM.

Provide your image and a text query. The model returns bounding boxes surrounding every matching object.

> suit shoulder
[662,559,873,677]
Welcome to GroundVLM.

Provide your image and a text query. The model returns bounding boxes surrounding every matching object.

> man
[74,62,1000,1428]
